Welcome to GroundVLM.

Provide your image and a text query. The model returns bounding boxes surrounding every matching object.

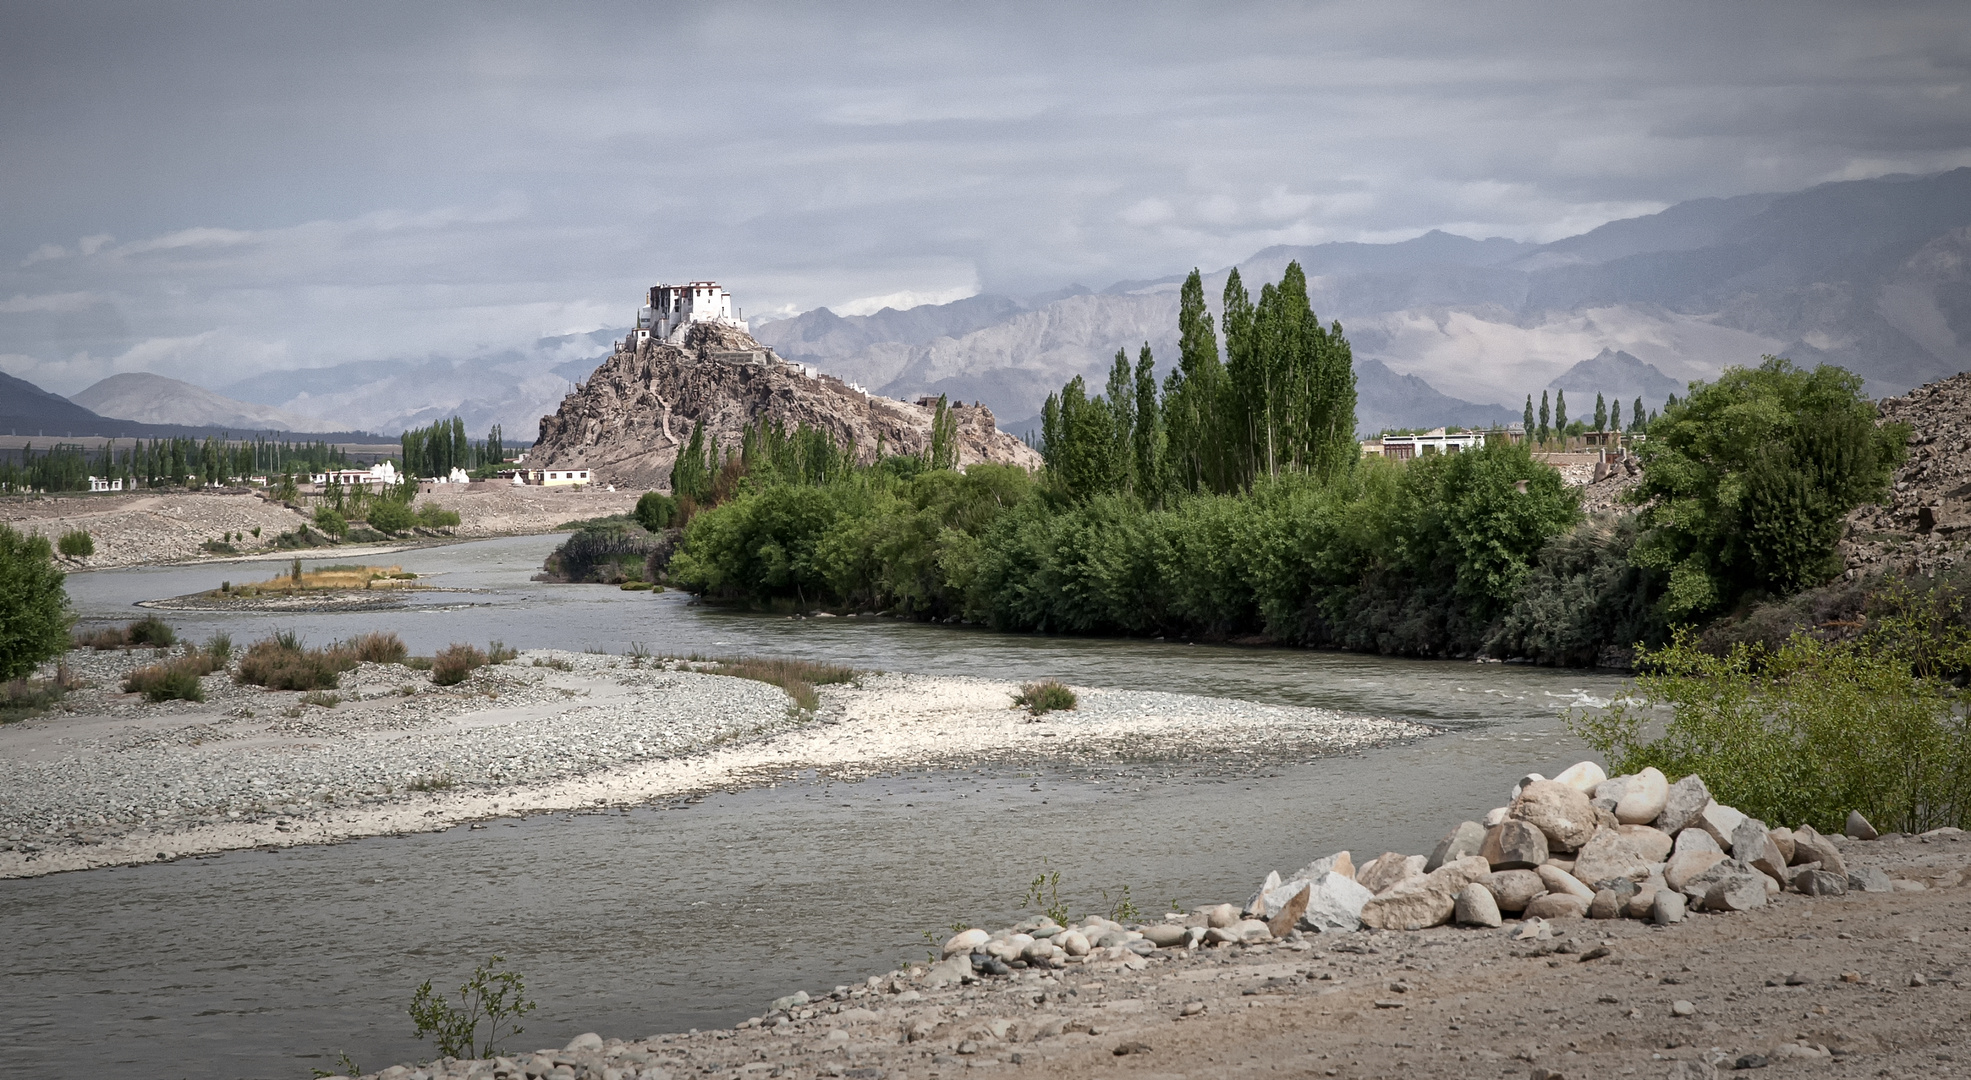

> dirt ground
[333,832,1971,1080]
[0,484,643,569]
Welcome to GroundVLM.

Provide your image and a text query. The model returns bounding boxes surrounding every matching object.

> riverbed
[2,535,1633,1079]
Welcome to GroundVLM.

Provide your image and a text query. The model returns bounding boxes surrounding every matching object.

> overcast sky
[2,0,1968,395]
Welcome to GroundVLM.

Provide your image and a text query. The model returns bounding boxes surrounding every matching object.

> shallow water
[6,536,1632,1078]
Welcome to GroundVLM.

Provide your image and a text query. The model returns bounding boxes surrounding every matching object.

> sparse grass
[298,690,341,708]
[486,640,518,664]
[57,529,93,558]
[1012,679,1076,716]
[75,616,179,651]
[1,664,80,722]
[346,631,409,665]
[406,773,456,792]
[531,657,572,671]
[123,648,225,702]
[677,655,858,713]
[431,643,489,686]
[405,656,434,671]
[235,633,347,691]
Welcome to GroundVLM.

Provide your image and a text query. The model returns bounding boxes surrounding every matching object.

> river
[2,535,1633,1079]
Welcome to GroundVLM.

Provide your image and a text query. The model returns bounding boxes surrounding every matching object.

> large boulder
[1618,824,1674,863]
[1298,872,1375,933]
[1768,827,1797,864]
[1356,852,1426,895]
[1664,849,1728,891]
[1265,882,1311,938]
[1673,827,1721,856]
[1454,882,1502,928]
[1615,767,1670,825]
[1358,856,1493,931]
[1571,828,1654,885]
[1553,761,1608,793]
[1524,893,1589,919]
[1730,817,1788,884]
[1481,819,1550,870]
[1287,850,1354,884]
[1792,825,1847,877]
[1845,810,1879,840]
[1487,869,1545,912]
[1697,803,1747,851]
[1655,774,1712,834]
[1794,869,1847,896]
[1510,780,1599,850]
[1426,822,1488,872]
[1241,870,1282,918]
[1702,872,1768,912]
[1535,863,1596,901]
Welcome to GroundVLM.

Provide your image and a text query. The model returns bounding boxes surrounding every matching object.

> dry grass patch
[215,563,422,599]
[675,654,857,712]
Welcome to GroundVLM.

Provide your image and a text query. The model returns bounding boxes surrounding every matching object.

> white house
[1362,427,1488,461]
[87,475,123,492]
[311,461,400,488]
[634,281,749,346]
[499,467,591,487]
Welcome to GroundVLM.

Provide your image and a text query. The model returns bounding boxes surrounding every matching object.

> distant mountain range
[0,368,380,441]
[72,372,326,432]
[755,168,1971,435]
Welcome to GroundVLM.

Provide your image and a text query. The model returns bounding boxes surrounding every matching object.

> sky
[2,0,1969,396]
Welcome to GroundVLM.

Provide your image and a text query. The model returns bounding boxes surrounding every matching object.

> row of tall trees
[1521,390,1675,444]
[1042,262,1359,504]
[0,436,356,493]
[400,418,503,479]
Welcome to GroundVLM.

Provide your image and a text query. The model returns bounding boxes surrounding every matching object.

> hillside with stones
[1843,370,1971,578]
[529,322,1041,490]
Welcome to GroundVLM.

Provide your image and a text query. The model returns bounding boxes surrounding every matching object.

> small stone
[1234,918,1272,942]
[1624,884,1659,919]
[1667,1061,1718,1079]
[1794,869,1847,896]
[1141,924,1188,948]
[1651,889,1687,924]
[1523,893,1589,919]
[1511,780,1600,850]
[563,1032,604,1052]
[1488,868,1545,913]
[1112,1041,1152,1056]
[1588,888,1623,919]
[956,1040,979,1055]
[943,929,988,957]
[1483,819,1551,870]
[1427,821,1489,872]
[1733,1052,1768,1069]
[1058,930,1090,956]
[1483,806,1509,826]
[1846,866,1893,893]
[1670,999,1696,1017]
[1655,774,1712,834]
[1845,810,1878,840]
[1615,767,1670,824]
[1455,882,1502,927]
[1910,973,1929,987]
[1180,1000,1206,1016]
[1204,902,1239,928]
[1553,760,1607,792]
[1697,803,1746,852]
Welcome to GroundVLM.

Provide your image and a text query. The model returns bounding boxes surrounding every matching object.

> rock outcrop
[530,323,1041,490]
[1844,371,1971,577]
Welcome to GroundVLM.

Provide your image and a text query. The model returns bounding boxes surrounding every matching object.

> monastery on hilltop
[635,281,749,347]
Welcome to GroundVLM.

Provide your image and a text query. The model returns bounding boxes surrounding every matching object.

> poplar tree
[1538,392,1551,444]
[1594,393,1607,431]
[1610,398,1622,433]
[1523,395,1535,437]
[1132,343,1166,505]
[1632,396,1645,433]
[1555,389,1568,436]
[1162,269,1229,494]
[1220,269,1258,487]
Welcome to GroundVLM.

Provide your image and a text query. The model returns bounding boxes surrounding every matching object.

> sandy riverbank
[0,648,1425,879]
[0,485,642,569]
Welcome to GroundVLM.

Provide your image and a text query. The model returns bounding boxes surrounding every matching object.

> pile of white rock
[928,761,1899,974]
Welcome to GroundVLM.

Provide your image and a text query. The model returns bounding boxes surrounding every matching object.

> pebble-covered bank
[0,649,1426,877]
[337,764,1971,1080]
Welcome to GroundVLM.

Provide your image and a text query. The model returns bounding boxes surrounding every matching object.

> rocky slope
[529,322,1041,490]
[1843,371,1971,579]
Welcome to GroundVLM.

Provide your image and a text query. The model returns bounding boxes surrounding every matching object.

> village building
[87,475,123,492]
[635,281,749,347]
[496,467,591,487]
[1361,427,1489,461]
[309,461,400,488]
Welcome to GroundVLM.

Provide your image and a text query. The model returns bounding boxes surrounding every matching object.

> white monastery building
[636,281,749,346]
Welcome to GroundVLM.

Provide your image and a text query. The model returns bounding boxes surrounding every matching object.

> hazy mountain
[72,372,330,432]
[1358,359,1519,433]
[1546,350,1686,410]
[753,168,1971,433]
[0,368,111,436]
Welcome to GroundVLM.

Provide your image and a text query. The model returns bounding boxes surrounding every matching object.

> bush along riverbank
[336,759,1965,1080]
[635,267,1904,666]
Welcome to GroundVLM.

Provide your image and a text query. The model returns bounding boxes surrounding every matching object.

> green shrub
[431,643,489,685]
[235,633,347,690]
[57,529,94,558]
[344,631,408,665]
[486,640,518,663]
[634,491,678,531]
[123,648,224,702]
[416,503,462,528]
[126,616,176,648]
[695,655,856,712]
[205,632,232,662]
[1013,679,1077,716]
[1490,515,1666,666]
[409,955,536,1060]
[312,507,347,538]
[541,521,668,584]
[364,500,414,534]
[1571,585,1971,834]
[0,523,70,681]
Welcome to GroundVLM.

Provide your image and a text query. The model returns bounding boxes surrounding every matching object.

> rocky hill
[71,372,329,432]
[1843,371,1971,579]
[529,323,1041,490]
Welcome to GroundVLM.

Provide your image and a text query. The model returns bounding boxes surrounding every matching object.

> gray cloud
[1,0,1967,402]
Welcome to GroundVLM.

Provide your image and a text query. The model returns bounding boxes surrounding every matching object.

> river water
[4,536,1633,1079]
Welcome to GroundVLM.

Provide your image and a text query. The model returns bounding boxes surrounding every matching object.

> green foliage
[542,520,669,584]
[408,955,536,1060]
[235,633,348,691]
[669,420,715,502]
[1163,270,1234,495]
[431,643,489,686]
[57,529,94,558]
[1491,516,1667,666]
[1012,679,1076,716]
[364,499,414,534]
[1021,867,1069,926]
[926,394,958,470]
[416,502,461,528]
[312,506,347,538]
[1628,356,1908,620]
[1571,587,1971,834]
[310,1051,363,1079]
[0,523,71,681]
[634,491,679,531]
[400,416,497,479]
[123,647,225,702]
